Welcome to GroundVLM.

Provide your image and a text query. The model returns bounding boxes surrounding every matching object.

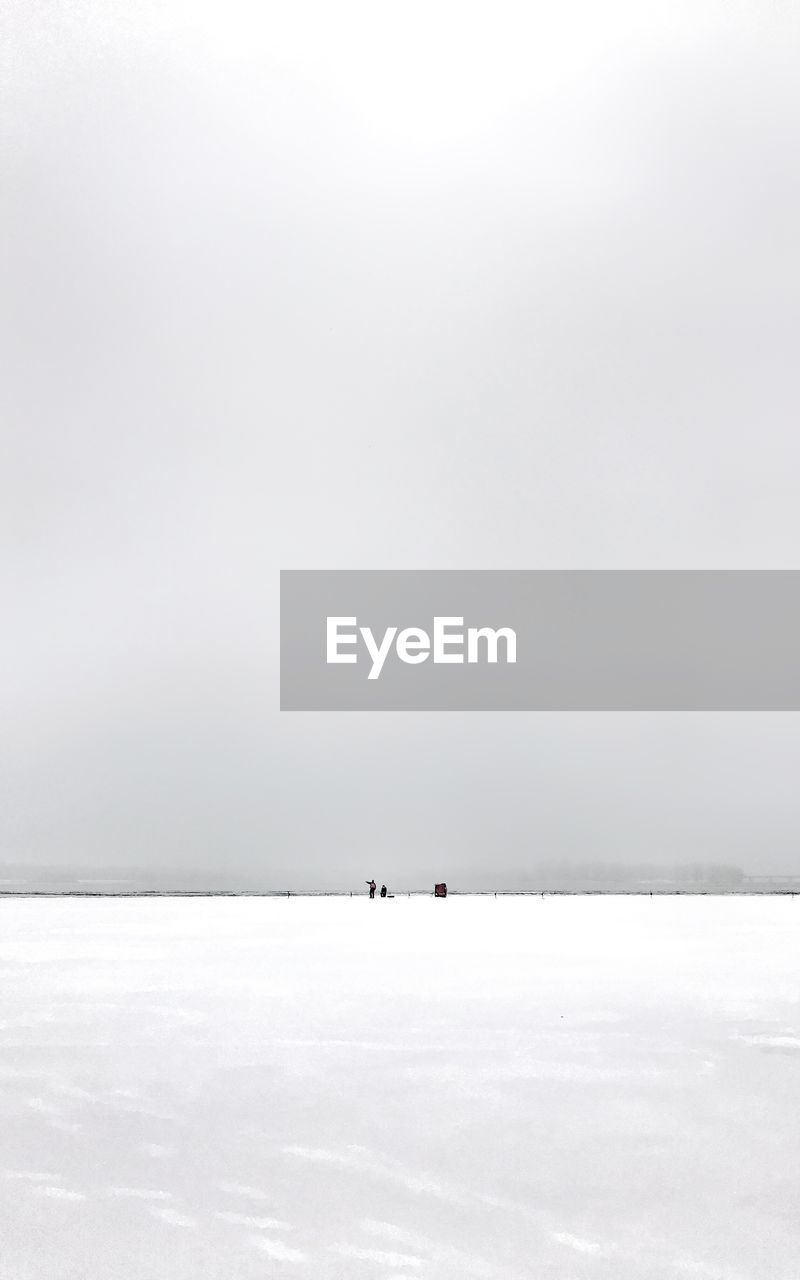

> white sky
[2,1,800,882]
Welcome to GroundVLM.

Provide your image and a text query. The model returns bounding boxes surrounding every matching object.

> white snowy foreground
[1,896,798,1280]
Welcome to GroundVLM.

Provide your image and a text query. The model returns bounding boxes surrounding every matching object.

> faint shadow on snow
[31,1186,86,1201]
[106,1187,173,1200]
[359,1219,499,1279]
[249,1236,306,1262]
[731,1032,800,1054]
[215,1210,292,1230]
[282,1144,537,1222]
[217,1181,275,1202]
[148,1206,197,1228]
[329,1242,424,1268]
[552,1230,610,1256]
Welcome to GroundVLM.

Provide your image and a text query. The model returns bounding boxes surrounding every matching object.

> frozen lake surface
[1,895,798,1279]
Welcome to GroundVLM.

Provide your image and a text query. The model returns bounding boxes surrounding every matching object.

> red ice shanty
[434,883,447,898]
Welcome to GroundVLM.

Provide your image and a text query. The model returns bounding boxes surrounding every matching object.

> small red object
[434,883,447,898]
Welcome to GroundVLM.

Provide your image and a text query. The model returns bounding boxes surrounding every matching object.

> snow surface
[0,895,798,1279]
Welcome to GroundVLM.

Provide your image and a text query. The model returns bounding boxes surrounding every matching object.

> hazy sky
[2,0,800,885]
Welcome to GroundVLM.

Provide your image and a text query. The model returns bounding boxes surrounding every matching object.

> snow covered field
[1,895,798,1280]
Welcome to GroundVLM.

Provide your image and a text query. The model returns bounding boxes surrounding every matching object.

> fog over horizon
[3,0,800,885]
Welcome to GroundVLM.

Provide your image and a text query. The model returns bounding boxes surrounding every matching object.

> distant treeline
[520,862,747,887]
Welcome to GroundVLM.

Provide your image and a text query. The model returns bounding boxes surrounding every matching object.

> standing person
[380,884,387,898]
[366,879,376,899]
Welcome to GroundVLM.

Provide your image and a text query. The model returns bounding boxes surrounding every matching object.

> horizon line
[2,888,800,899]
